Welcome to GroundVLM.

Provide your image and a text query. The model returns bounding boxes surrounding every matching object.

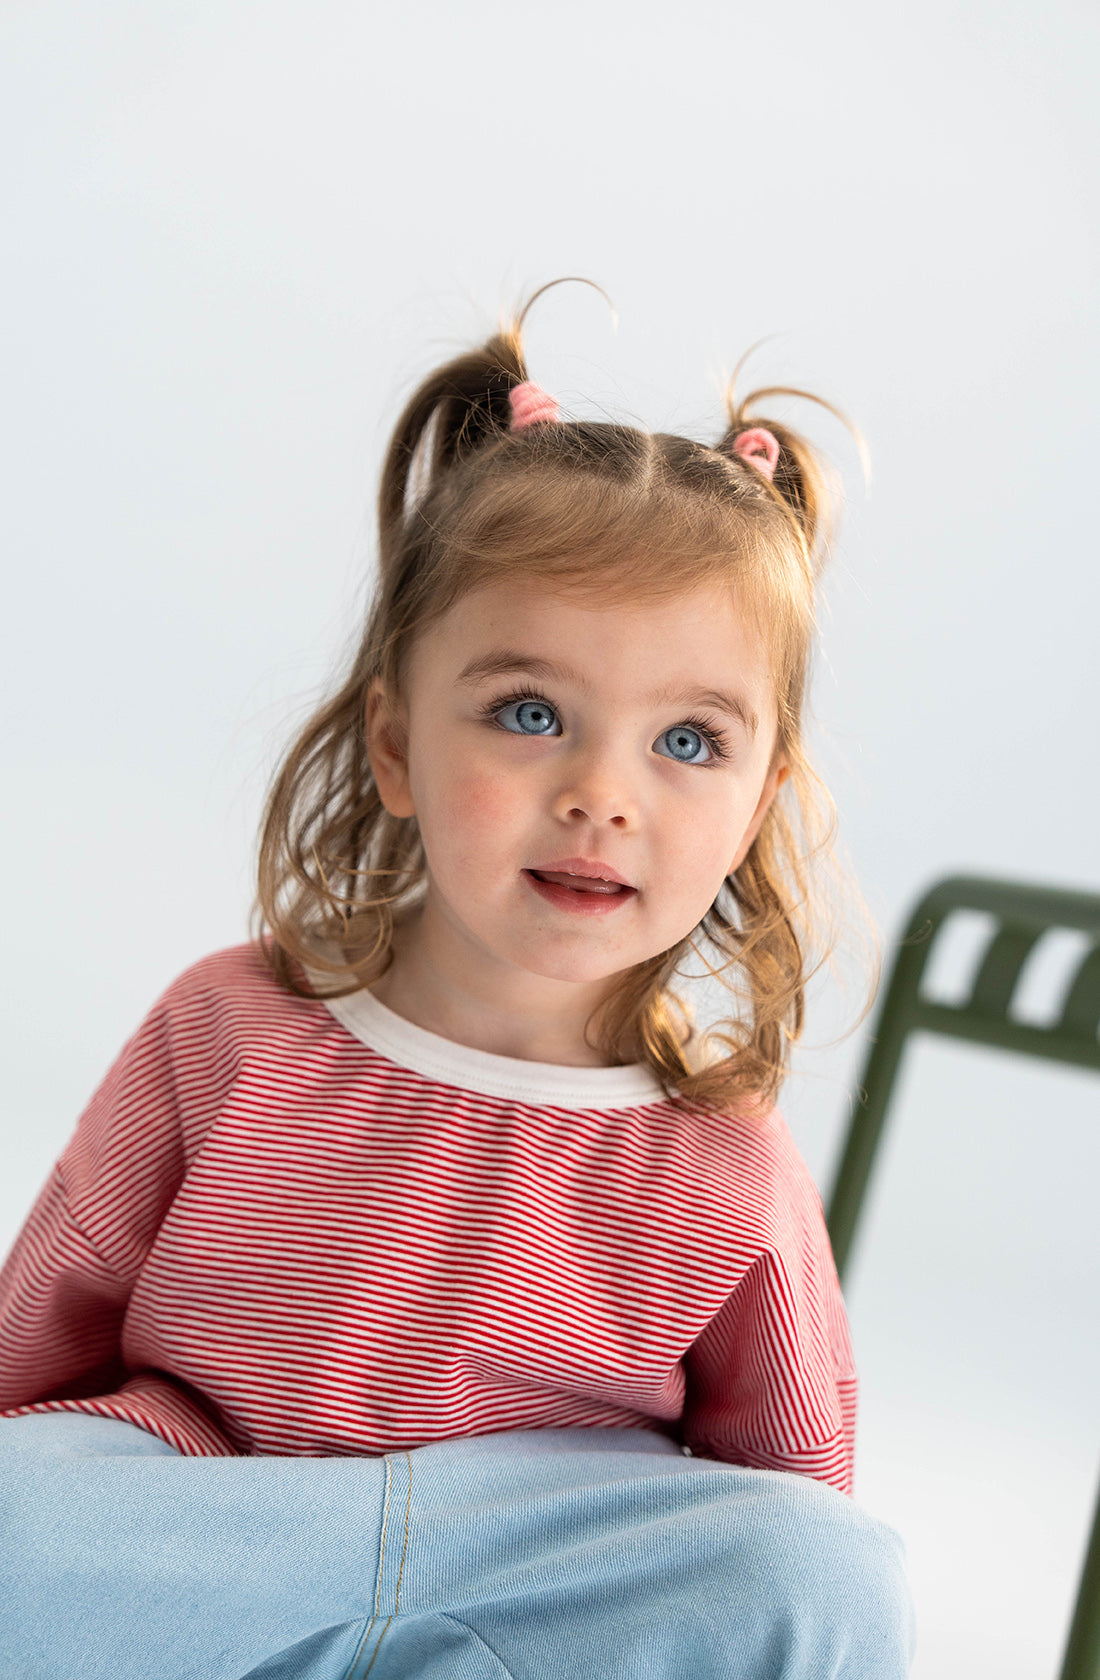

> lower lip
[523,870,637,916]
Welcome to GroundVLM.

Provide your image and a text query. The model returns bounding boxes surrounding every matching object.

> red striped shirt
[0,943,857,1493]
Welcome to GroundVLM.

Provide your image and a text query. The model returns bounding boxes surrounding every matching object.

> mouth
[525,869,634,897]
[522,869,638,914]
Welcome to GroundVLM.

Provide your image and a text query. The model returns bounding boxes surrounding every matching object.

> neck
[365,910,627,1068]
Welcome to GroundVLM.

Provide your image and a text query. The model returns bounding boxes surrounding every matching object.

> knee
[697,1470,916,1674]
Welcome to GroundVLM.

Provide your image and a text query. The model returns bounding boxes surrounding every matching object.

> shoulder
[148,938,326,1041]
[672,1094,828,1236]
[160,937,280,993]
[679,1093,810,1174]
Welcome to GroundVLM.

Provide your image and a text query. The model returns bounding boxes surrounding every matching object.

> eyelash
[475,685,734,766]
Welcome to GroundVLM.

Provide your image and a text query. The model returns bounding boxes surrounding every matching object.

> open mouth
[522,870,638,916]
[526,869,632,896]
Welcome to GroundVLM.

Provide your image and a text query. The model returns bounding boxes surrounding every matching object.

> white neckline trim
[316,983,668,1108]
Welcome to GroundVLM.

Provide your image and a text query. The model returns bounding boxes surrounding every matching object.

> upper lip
[527,857,635,889]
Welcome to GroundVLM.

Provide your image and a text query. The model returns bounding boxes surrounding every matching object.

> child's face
[366,577,787,1027]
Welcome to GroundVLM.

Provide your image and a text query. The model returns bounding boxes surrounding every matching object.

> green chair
[826,874,1100,1680]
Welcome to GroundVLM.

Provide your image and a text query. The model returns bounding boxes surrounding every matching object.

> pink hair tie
[509,381,560,430]
[732,427,780,482]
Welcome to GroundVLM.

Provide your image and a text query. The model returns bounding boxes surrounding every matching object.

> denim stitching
[356,1616,394,1678]
[353,1452,416,1675]
[392,1452,413,1611]
[340,1452,396,1680]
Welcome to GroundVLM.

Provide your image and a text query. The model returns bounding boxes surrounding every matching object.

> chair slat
[968,923,1045,1017]
[1061,944,1100,1040]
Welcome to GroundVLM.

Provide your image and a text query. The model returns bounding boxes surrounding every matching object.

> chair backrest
[825,874,1100,1680]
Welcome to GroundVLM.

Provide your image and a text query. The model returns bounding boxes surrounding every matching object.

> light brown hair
[251,282,874,1115]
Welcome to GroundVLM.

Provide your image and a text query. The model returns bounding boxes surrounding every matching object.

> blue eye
[656,724,713,765]
[498,697,560,736]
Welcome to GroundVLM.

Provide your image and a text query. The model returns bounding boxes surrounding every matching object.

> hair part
[251,282,877,1117]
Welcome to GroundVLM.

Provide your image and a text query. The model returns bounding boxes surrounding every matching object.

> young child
[0,283,915,1679]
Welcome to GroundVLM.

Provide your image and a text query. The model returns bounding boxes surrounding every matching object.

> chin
[499,944,634,986]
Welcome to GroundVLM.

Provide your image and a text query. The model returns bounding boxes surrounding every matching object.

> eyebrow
[456,650,759,739]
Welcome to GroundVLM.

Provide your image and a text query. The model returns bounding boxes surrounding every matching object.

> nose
[550,738,638,828]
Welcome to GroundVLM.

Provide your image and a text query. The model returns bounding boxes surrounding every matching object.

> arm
[680,1130,858,1497]
[0,1173,134,1406]
[0,974,212,1410]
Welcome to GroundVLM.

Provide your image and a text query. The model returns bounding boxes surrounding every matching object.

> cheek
[661,788,757,882]
[673,825,735,884]
[431,771,521,844]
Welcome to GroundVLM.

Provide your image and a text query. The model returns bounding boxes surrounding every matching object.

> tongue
[532,871,624,895]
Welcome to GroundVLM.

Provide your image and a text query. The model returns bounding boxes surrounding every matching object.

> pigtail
[716,377,868,572]
[377,327,527,576]
[377,278,616,579]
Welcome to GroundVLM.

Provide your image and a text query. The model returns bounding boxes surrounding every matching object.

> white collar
[316,982,669,1109]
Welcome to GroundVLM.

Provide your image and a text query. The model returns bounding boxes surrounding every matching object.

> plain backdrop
[2,4,1098,1675]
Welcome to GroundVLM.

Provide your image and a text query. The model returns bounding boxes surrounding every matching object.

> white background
[2,4,1098,1674]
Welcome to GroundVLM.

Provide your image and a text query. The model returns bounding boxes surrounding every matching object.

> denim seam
[436,1614,517,1679]
[392,1451,413,1611]
[341,1449,404,1680]
[342,1614,391,1680]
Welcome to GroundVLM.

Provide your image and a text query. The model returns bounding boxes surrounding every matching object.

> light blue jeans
[0,1412,914,1679]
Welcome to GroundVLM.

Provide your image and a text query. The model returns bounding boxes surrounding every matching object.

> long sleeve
[0,975,221,1412]
[679,1133,858,1497]
[0,1172,133,1406]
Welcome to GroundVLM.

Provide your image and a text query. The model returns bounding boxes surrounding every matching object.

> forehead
[418,576,775,691]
